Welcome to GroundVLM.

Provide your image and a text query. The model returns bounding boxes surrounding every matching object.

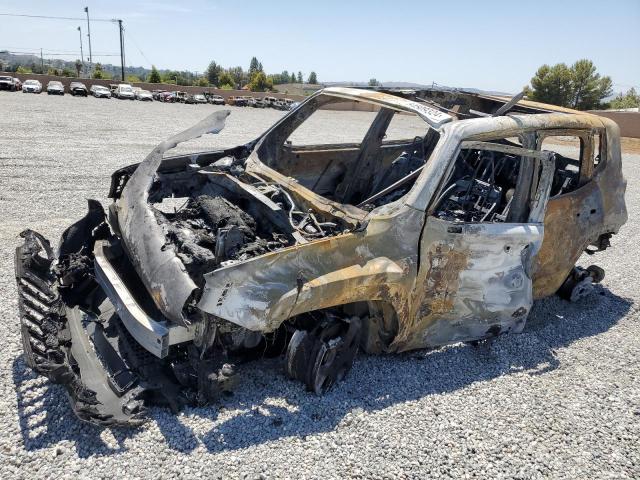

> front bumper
[15,230,147,425]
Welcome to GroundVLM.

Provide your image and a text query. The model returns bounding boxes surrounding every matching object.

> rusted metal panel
[401,218,541,351]
[198,207,424,333]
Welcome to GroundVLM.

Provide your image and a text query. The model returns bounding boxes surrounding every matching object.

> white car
[135,89,153,101]
[22,79,42,94]
[90,85,111,98]
[114,84,135,100]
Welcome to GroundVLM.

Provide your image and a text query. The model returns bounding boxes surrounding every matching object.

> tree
[368,78,380,86]
[227,66,244,88]
[218,71,235,89]
[148,65,161,83]
[290,72,296,83]
[126,74,142,83]
[248,71,273,92]
[609,88,640,109]
[307,71,318,84]
[75,59,82,77]
[205,61,221,86]
[195,77,209,87]
[61,68,74,77]
[527,59,612,110]
[162,71,189,85]
[528,64,573,107]
[47,67,60,76]
[249,57,262,77]
[570,59,612,110]
[92,63,104,79]
[16,65,32,74]
[297,71,303,83]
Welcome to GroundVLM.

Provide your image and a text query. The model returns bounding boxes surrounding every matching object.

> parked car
[69,82,88,97]
[174,91,188,103]
[14,87,628,426]
[109,84,119,96]
[289,101,301,110]
[46,81,65,95]
[185,93,207,104]
[234,96,248,107]
[273,99,288,110]
[22,79,42,93]
[114,84,135,100]
[0,76,17,91]
[90,85,111,98]
[152,89,166,101]
[135,89,153,101]
[208,94,225,105]
[262,96,278,108]
[248,97,266,108]
[160,91,176,103]
[13,78,22,90]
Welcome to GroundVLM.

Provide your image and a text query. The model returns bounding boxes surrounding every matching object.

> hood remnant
[116,110,230,327]
[14,87,627,425]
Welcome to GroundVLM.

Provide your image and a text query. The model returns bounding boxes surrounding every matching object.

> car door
[399,140,555,351]
[531,129,605,298]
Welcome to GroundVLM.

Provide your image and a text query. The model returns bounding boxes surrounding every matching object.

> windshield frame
[242,89,451,219]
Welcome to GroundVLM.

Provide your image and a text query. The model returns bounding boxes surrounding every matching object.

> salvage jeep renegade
[15,87,627,425]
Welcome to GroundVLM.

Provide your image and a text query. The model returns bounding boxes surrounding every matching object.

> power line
[4,50,120,57]
[0,12,116,22]
[0,47,120,55]
[123,28,152,66]
[2,47,119,55]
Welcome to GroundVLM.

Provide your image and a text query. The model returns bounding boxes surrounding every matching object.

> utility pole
[84,7,92,67]
[118,19,125,81]
[40,48,44,73]
[77,26,84,76]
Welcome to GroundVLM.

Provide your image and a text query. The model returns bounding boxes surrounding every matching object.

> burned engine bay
[150,160,344,286]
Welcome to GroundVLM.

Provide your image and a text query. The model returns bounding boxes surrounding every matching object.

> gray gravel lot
[0,92,638,479]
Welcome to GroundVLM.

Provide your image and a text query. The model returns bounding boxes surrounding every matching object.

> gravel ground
[0,92,638,479]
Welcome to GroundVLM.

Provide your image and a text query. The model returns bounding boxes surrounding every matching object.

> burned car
[15,87,627,425]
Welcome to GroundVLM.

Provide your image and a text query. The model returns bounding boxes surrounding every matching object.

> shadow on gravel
[12,356,140,458]
[198,287,633,453]
[11,286,633,456]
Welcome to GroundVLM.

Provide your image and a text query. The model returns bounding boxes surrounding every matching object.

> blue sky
[2,0,639,93]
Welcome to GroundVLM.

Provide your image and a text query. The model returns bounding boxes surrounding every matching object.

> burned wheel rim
[285,318,361,395]
[309,318,361,394]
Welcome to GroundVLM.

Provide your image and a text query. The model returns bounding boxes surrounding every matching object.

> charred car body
[15,87,627,425]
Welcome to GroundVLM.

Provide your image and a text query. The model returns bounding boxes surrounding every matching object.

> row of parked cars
[149,90,299,109]
[1,76,300,109]
[225,95,298,110]
[150,89,218,104]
